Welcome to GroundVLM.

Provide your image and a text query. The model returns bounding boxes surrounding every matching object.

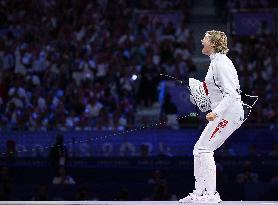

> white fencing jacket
[204,53,241,117]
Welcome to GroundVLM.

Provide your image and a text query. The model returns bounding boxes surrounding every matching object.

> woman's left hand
[206,112,217,121]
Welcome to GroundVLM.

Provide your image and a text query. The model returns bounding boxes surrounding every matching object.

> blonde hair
[205,30,229,54]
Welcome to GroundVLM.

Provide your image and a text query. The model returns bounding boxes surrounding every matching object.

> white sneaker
[178,190,202,203]
[198,192,222,203]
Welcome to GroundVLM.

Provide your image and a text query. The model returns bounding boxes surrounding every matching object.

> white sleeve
[212,61,238,117]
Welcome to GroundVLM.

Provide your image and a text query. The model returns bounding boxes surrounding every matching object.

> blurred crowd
[225,0,275,9]
[213,0,278,126]
[214,0,276,21]
[0,0,277,131]
[228,34,278,126]
[0,0,194,131]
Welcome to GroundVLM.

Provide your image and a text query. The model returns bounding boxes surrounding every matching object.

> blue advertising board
[0,128,277,157]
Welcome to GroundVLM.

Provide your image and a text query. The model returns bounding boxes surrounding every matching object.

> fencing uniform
[195,52,244,196]
[180,52,244,203]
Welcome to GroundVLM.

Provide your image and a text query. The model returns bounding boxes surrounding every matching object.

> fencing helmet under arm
[189,78,211,112]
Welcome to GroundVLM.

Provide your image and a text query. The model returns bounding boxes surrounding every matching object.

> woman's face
[201,35,214,56]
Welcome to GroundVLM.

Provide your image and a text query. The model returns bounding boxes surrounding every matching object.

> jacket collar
[209,52,225,61]
[209,52,218,61]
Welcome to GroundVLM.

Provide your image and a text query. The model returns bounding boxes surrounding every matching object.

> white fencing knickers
[193,100,244,195]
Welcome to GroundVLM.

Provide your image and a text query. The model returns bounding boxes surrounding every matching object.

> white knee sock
[200,152,216,194]
[194,155,205,195]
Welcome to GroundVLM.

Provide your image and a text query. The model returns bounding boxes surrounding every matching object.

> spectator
[52,166,75,185]
[148,169,166,186]
[119,141,136,157]
[160,93,178,129]
[6,139,16,158]
[48,134,68,176]
[140,144,150,157]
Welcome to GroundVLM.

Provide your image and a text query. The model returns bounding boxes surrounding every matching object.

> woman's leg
[194,154,205,195]
[194,106,243,195]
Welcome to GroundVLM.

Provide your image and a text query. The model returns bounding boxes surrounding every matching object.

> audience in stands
[229,34,278,127]
[0,0,194,131]
[1,0,275,130]
[225,0,271,10]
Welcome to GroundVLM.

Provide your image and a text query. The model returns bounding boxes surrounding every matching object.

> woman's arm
[212,60,239,117]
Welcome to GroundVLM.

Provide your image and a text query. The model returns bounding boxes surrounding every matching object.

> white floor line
[0,201,277,205]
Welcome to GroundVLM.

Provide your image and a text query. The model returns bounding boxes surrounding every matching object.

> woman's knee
[193,144,213,156]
